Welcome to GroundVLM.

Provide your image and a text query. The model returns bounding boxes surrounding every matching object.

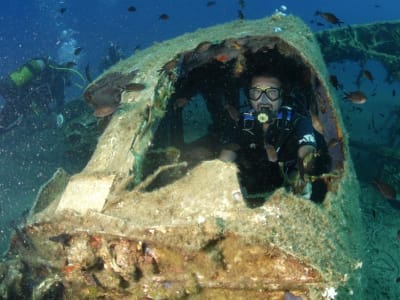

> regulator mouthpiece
[257,107,273,123]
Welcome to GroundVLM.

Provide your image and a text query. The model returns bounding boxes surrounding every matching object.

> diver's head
[248,75,282,123]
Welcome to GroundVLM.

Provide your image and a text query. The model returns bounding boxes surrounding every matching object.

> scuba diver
[0,57,70,132]
[98,42,125,72]
[220,72,330,199]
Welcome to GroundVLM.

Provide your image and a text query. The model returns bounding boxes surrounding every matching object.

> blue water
[0,0,398,76]
[1,0,400,298]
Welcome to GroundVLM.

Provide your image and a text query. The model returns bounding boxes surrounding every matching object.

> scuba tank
[9,58,47,87]
[275,106,293,130]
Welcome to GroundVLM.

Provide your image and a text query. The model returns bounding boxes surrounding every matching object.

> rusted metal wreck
[0,15,365,299]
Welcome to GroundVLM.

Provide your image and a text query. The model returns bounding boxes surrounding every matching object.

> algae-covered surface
[0,14,375,299]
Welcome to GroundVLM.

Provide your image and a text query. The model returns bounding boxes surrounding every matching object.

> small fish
[49,233,73,247]
[59,7,67,14]
[215,54,229,63]
[73,47,83,55]
[159,13,169,20]
[123,82,146,91]
[206,1,216,7]
[343,91,367,104]
[372,179,396,200]
[85,64,92,83]
[174,97,189,110]
[238,0,245,9]
[315,11,344,25]
[127,6,136,12]
[316,22,325,26]
[363,70,374,82]
[93,105,118,118]
[392,89,396,97]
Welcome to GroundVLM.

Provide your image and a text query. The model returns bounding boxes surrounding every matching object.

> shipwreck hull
[0,15,364,299]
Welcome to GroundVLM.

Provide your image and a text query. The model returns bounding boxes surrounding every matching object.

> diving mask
[249,86,281,102]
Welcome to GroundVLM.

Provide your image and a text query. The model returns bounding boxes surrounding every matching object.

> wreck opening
[144,35,344,201]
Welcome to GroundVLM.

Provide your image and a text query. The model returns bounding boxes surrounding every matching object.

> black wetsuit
[222,105,325,194]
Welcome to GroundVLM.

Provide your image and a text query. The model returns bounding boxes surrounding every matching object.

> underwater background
[1,0,400,298]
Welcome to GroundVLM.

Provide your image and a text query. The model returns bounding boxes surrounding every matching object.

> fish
[59,7,67,14]
[49,233,73,247]
[372,179,396,200]
[315,11,344,25]
[238,0,245,9]
[127,6,136,12]
[84,70,138,117]
[174,97,189,110]
[363,70,374,82]
[206,1,216,7]
[122,83,146,91]
[73,47,83,55]
[159,13,169,20]
[343,91,367,104]
[392,89,396,97]
[215,54,229,63]
[93,105,119,118]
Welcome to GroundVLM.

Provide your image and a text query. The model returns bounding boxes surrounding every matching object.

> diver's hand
[291,173,312,199]
[298,145,318,174]
[219,149,237,162]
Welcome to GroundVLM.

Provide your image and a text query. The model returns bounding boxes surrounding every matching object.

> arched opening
[142,36,344,202]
